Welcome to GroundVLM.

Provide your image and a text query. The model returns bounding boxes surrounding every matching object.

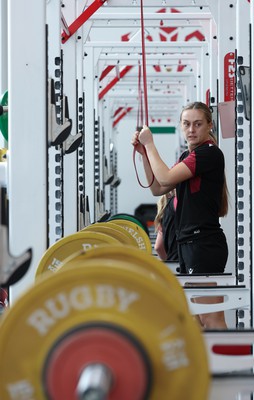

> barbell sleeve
[0,106,8,116]
[77,363,113,400]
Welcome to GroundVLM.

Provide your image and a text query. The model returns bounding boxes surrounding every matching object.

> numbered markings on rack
[60,244,189,312]
[0,260,210,400]
[35,231,120,278]
[106,218,152,253]
[82,222,138,248]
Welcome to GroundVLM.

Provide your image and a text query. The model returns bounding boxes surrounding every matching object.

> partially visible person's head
[154,194,168,230]
[154,191,175,230]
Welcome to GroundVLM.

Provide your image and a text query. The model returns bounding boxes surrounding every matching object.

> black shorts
[178,232,228,274]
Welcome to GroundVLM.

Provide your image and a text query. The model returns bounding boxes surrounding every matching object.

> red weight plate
[44,325,150,400]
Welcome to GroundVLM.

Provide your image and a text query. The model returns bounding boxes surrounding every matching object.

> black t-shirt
[175,140,225,243]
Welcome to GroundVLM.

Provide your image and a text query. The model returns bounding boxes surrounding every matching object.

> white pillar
[0,0,8,148]
[216,0,237,274]
[8,0,47,301]
[62,0,78,235]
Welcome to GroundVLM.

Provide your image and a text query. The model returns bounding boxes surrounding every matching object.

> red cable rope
[138,62,145,129]
[133,0,154,189]
[137,63,141,129]
[140,0,149,126]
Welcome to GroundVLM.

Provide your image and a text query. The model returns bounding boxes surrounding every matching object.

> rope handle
[133,141,154,189]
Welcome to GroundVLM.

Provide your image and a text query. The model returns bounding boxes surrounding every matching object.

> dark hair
[181,102,228,217]
[219,176,229,217]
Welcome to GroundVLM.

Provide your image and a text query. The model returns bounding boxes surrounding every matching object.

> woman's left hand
[138,125,153,146]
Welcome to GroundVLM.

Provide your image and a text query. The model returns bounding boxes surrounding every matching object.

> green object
[109,213,149,237]
[0,91,8,141]
[150,126,175,134]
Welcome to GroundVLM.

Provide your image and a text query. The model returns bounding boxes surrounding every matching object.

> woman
[131,101,229,329]
[154,191,178,262]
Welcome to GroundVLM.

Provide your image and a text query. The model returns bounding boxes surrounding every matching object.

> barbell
[35,231,121,278]
[36,218,152,279]
[81,221,139,248]
[0,249,210,400]
[59,244,189,312]
[104,218,152,253]
[108,213,150,237]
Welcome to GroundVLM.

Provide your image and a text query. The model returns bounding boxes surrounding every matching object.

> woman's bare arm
[137,126,193,191]
[154,226,168,261]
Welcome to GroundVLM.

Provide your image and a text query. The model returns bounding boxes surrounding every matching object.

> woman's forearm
[133,125,177,193]
[142,151,172,195]
[144,142,172,186]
